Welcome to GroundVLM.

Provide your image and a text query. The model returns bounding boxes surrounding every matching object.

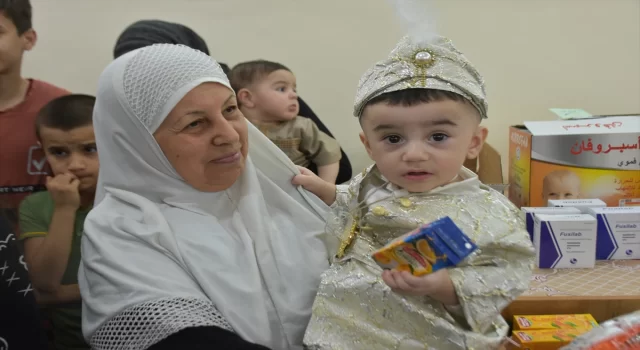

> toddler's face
[359,99,486,193]
[40,125,99,192]
[250,69,299,122]
[543,174,581,201]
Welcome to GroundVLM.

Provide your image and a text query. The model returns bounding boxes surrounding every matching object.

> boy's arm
[299,119,342,183]
[292,167,337,206]
[447,226,535,334]
[21,205,76,293]
[317,163,340,184]
[20,174,80,294]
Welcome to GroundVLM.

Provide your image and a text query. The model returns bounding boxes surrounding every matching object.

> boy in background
[229,60,342,183]
[20,94,96,350]
[0,0,69,226]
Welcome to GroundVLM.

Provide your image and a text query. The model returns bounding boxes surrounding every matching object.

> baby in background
[229,60,342,183]
[542,169,582,204]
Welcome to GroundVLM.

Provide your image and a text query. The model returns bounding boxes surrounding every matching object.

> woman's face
[154,83,248,192]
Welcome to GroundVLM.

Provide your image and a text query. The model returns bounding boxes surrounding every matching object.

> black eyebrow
[372,118,457,132]
[372,124,396,132]
[423,118,458,127]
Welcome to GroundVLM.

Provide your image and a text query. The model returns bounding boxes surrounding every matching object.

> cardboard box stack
[509,115,640,269]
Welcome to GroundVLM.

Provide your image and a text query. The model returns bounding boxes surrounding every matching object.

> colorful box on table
[587,207,640,260]
[533,214,596,268]
[521,207,582,240]
[371,217,477,276]
[511,329,588,349]
[507,115,639,209]
[513,314,598,331]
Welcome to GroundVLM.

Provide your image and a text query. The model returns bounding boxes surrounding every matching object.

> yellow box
[513,314,598,331]
[512,329,588,350]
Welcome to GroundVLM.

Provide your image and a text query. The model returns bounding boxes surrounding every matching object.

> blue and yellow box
[372,216,477,276]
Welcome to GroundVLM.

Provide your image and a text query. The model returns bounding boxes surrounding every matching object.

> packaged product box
[508,115,639,208]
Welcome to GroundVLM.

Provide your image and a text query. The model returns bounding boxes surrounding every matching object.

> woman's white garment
[78,44,335,350]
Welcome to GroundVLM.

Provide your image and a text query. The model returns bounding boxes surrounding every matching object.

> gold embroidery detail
[272,138,301,150]
[372,206,388,216]
[399,198,412,208]
[336,216,359,259]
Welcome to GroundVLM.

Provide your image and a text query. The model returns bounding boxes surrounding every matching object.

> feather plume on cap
[353,0,488,119]
[388,0,439,46]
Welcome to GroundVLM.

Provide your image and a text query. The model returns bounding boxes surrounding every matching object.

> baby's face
[250,69,299,122]
[359,99,485,193]
[543,175,580,201]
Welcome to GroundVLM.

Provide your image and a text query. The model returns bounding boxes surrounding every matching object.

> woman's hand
[382,268,459,305]
[292,167,337,206]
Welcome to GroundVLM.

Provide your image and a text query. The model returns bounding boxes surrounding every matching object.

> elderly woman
[78,44,334,350]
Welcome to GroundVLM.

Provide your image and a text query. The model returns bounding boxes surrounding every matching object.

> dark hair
[0,0,32,35]
[35,94,96,139]
[219,63,230,75]
[114,20,210,59]
[362,88,479,121]
[228,60,291,93]
[367,88,470,108]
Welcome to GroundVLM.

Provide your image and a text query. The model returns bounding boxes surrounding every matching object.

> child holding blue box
[293,2,535,348]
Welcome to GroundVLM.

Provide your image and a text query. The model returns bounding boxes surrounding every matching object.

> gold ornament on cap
[413,50,435,66]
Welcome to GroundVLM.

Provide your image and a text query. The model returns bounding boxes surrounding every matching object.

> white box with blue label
[534,214,597,268]
[587,207,640,260]
[521,207,582,240]
[547,198,606,213]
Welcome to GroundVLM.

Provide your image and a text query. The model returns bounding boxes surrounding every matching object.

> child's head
[229,60,298,123]
[36,94,98,192]
[0,0,36,75]
[359,88,486,193]
[542,170,581,202]
[354,36,488,193]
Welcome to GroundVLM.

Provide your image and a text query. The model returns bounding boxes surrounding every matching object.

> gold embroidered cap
[353,35,488,119]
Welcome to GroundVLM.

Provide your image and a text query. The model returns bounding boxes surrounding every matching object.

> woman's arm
[148,326,271,350]
[34,284,82,305]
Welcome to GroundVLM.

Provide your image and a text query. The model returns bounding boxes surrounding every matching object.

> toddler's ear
[360,132,374,160]
[236,88,254,108]
[466,126,488,159]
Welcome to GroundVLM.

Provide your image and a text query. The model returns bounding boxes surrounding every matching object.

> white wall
[23,0,640,176]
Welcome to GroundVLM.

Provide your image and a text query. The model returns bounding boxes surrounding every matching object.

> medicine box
[371,217,477,276]
[534,214,597,268]
[511,329,589,349]
[521,207,582,240]
[547,199,606,213]
[508,115,639,208]
[587,207,640,260]
[513,314,598,331]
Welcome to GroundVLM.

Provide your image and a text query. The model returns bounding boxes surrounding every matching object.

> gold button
[372,206,388,216]
[399,198,412,208]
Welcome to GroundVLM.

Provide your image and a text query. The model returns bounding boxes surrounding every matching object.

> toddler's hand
[292,166,337,206]
[46,173,81,210]
[382,268,459,305]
